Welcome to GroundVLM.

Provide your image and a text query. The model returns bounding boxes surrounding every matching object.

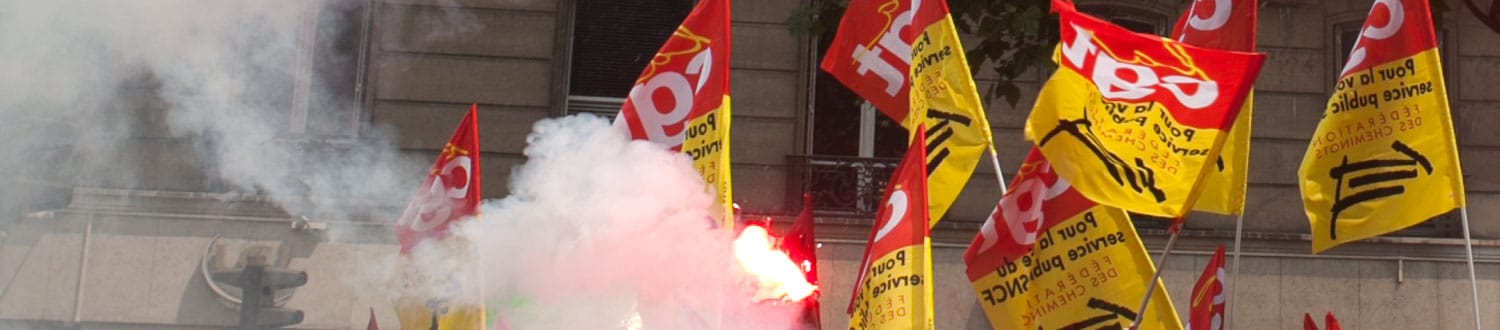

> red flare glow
[732,225,817,302]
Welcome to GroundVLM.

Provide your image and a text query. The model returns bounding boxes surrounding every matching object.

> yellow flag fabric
[398,297,486,330]
[1193,99,1252,215]
[1300,0,1463,253]
[685,96,734,228]
[907,8,996,227]
[967,202,1181,329]
[1025,1,1264,218]
[849,241,936,330]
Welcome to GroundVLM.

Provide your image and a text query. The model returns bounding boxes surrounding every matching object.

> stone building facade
[2,0,1500,328]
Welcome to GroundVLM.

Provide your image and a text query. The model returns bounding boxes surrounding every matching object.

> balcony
[785,155,901,218]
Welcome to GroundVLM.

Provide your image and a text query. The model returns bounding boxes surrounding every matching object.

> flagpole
[1460,206,1482,329]
[1228,213,1244,330]
[986,146,1009,195]
[1132,220,1183,329]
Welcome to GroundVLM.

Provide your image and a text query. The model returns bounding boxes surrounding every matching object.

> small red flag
[783,193,820,326]
[1303,313,1318,330]
[395,104,483,254]
[1188,245,1227,330]
[366,307,379,330]
[1325,312,1343,330]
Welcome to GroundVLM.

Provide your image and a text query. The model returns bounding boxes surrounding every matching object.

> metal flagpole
[986,146,1009,195]
[1228,213,1245,330]
[1132,220,1183,329]
[1460,206,1482,329]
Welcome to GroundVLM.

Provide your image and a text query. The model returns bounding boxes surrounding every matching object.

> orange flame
[732,225,817,302]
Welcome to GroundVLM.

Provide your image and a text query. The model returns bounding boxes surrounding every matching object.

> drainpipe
[71,213,94,325]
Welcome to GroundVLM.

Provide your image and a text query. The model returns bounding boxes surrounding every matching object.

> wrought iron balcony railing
[786,155,901,218]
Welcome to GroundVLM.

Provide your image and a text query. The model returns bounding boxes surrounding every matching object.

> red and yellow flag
[1172,0,1259,215]
[847,127,933,330]
[1025,0,1264,218]
[1187,245,1227,330]
[396,105,483,252]
[612,0,734,228]
[1299,0,1464,253]
[394,104,486,330]
[821,0,995,226]
[963,149,1181,329]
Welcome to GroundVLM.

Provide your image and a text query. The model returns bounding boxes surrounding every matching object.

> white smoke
[450,115,805,329]
[1,1,808,329]
[0,0,422,223]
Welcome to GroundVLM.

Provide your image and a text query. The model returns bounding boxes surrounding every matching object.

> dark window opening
[567,0,694,116]
[1081,6,1168,35]
[310,0,369,137]
[811,31,907,158]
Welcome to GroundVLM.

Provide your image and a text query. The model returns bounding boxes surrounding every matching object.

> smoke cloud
[454,115,805,329]
[0,0,422,223]
[1,1,807,329]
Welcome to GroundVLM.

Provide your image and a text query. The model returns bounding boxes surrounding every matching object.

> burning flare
[732,225,817,302]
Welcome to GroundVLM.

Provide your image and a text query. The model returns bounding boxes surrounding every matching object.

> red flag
[366,307,379,330]
[1303,313,1318,330]
[1172,0,1258,51]
[1325,312,1343,330]
[396,104,482,253]
[782,193,820,326]
[847,125,931,316]
[1188,245,1227,330]
[818,0,913,122]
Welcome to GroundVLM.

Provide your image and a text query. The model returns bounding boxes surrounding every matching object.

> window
[307,0,372,137]
[1080,5,1169,35]
[795,11,910,217]
[565,0,694,117]
[810,34,908,158]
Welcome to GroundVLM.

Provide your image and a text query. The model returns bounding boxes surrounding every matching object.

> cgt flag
[1027,0,1264,218]
[1187,245,1227,330]
[1299,0,1464,253]
[1172,0,1259,215]
[963,149,1181,330]
[613,0,734,228]
[395,105,487,330]
[847,126,934,330]
[821,0,996,226]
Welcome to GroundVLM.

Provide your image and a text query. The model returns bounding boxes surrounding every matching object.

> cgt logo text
[1060,24,1219,110]
[624,37,717,150]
